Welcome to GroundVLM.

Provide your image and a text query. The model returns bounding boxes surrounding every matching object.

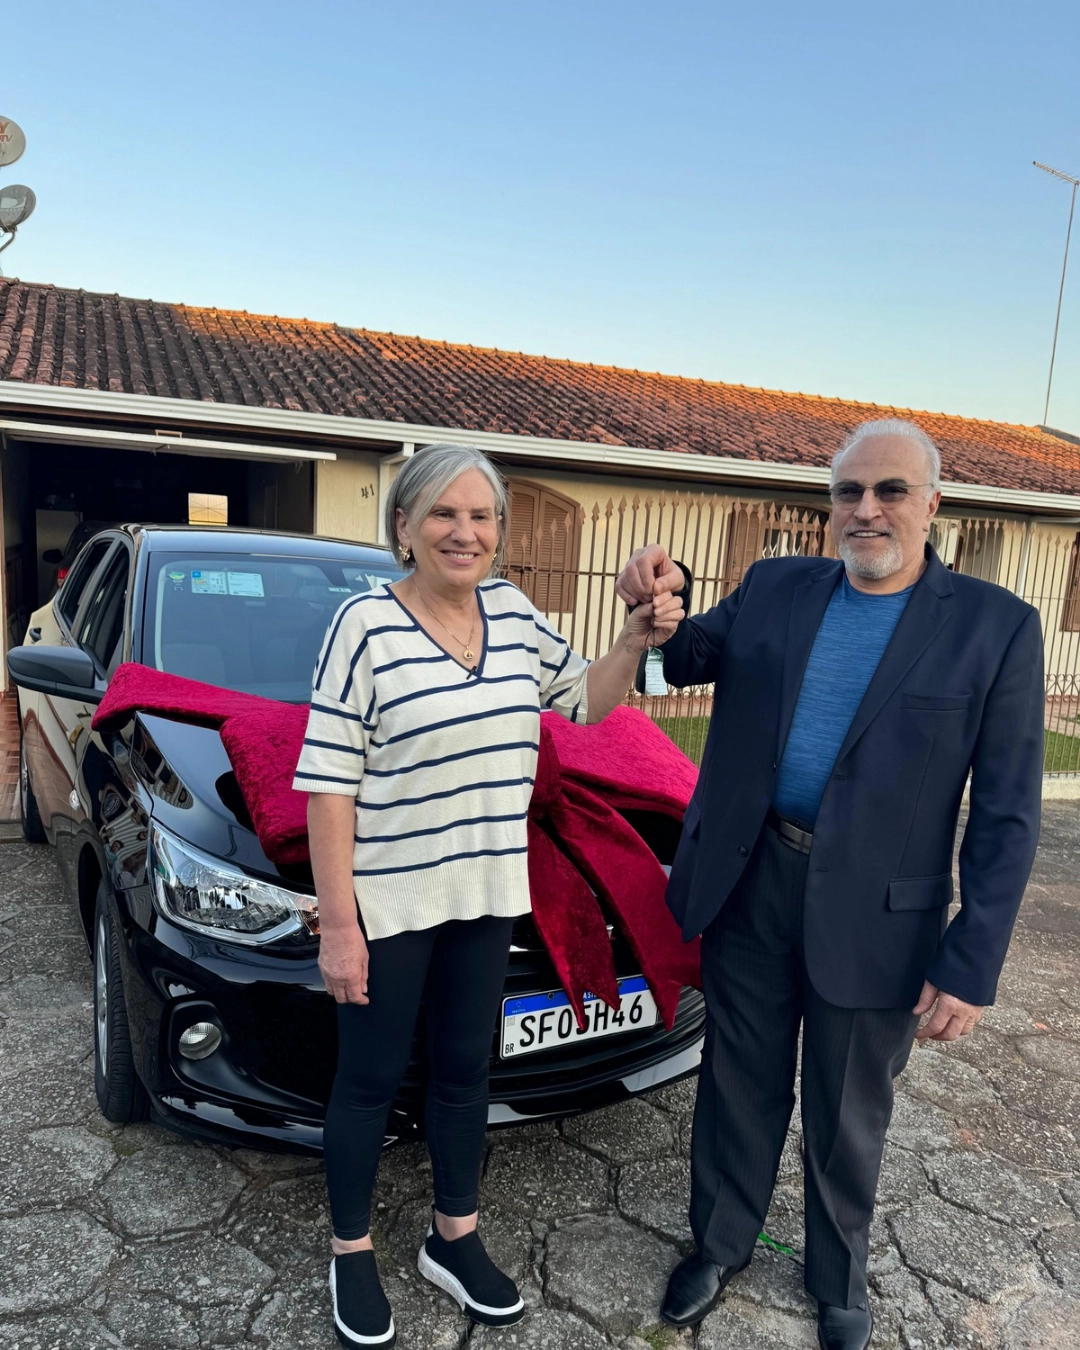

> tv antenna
[1034,160,1080,428]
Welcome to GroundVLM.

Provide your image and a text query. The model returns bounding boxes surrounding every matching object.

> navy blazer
[662,547,1044,1010]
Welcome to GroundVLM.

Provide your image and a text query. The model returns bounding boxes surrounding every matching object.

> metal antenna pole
[1034,161,1080,427]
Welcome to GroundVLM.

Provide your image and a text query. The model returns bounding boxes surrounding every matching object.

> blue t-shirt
[772,576,914,827]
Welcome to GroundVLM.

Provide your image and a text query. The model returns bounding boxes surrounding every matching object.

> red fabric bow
[93,665,701,1026]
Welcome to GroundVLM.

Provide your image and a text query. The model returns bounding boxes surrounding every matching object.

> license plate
[500,976,658,1059]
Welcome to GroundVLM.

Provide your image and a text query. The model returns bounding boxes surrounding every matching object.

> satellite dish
[0,184,35,230]
[0,117,26,168]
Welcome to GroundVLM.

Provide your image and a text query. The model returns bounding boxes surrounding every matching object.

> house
[2,277,1079,773]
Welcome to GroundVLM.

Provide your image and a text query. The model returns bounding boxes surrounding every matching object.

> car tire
[18,729,46,844]
[93,882,149,1123]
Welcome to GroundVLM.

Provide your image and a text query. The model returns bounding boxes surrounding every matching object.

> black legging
[323,914,514,1241]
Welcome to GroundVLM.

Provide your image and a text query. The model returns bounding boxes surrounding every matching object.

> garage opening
[2,436,315,645]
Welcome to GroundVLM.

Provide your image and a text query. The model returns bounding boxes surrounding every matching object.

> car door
[55,539,133,881]
[23,536,114,849]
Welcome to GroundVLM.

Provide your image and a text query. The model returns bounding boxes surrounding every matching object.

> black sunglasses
[829,480,934,505]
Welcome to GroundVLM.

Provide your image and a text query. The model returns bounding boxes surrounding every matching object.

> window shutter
[1063,534,1080,633]
[506,480,580,613]
[722,507,765,595]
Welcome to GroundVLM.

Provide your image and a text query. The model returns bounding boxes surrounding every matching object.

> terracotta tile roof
[1,277,1078,498]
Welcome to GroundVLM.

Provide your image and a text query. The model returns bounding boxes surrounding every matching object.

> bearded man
[616,419,1044,1350]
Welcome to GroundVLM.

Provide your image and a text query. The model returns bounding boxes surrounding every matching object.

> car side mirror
[6,645,105,704]
[42,548,63,564]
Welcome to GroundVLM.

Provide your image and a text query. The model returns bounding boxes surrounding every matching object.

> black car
[10,525,704,1153]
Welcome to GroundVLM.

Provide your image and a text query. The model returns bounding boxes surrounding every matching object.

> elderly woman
[293,443,683,1347]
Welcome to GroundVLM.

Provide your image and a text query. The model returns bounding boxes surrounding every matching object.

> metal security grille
[511,491,1080,776]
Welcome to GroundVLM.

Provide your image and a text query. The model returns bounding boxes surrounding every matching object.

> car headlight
[150,825,318,944]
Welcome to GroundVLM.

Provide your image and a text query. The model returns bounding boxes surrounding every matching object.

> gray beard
[838,533,905,580]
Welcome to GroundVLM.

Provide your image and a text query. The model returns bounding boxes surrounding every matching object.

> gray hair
[831,418,942,492]
[384,442,508,569]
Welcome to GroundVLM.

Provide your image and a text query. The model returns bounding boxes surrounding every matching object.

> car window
[78,545,130,676]
[57,538,112,628]
[141,552,402,701]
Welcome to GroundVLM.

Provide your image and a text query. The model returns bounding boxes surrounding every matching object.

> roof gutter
[2,380,1079,515]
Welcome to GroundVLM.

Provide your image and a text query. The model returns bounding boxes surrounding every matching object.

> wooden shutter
[505,480,580,614]
[722,507,765,595]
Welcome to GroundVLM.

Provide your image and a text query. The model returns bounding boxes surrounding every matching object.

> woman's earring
[401,546,412,565]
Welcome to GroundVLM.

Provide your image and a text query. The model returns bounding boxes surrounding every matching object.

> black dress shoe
[817,1300,873,1350]
[660,1250,751,1327]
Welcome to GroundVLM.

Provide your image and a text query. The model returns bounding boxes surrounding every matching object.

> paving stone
[698,1294,818,1349]
[0,1312,123,1348]
[100,1145,248,1235]
[0,1211,120,1315]
[104,1295,200,1347]
[483,1135,609,1222]
[616,1154,692,1247]
[986,1057,1080,1130]
[891,1201,1044,1303]
[964,1102,1079,1174]
[732,1246,813,1315]
[648,1076,697,1121]
[118,1233,274,1305]
[876,1144,932,1214]
[870,1264,944,1348]
[925,1150,1072,1233]
[0,974,91,1015]
[561,1098,676,1164]
[997,1288,1080,1349]
[1015,1032,1080,1081]
[0,1009,91,1081]
[545,1213,678,1338]
[922,1277,1003,1350]
[0,930,88,980]
[884,1095,957,1153]
[228,1171,332,1273]
[0,1125,117,1215]
[472,1304,611,1348]
[979,1001,1045,1037]
[901,1044,999,1113]
[1037,1222,1080,1288]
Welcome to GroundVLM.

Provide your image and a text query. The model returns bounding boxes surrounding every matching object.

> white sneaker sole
[329,1260,396,1347]
[416,1245,525,1327]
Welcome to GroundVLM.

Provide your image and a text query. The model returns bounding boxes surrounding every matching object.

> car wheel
[93,882,149,1123]
[18,730,46,844]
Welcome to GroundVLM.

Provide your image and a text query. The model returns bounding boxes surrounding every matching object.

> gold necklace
[412,582,479,664]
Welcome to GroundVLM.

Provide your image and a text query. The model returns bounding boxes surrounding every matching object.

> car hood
[131,713,299,882]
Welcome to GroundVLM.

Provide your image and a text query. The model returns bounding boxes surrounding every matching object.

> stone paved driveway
[1,807,1078,1350]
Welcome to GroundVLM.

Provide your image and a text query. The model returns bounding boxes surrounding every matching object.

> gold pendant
[463,647,475,662]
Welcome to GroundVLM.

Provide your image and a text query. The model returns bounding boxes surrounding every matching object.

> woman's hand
[319,928,371,1005]
[622,585,685,649]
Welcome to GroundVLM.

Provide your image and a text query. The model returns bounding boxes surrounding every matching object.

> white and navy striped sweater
[292,579,590,939]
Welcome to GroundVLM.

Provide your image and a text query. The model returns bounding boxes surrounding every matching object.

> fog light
[178,1021,222,1060]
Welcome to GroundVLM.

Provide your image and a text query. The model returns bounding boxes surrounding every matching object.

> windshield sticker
[190,570,227,595]
[226,571,265,597]
[167,570,186,591]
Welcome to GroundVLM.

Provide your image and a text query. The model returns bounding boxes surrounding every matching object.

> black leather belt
[766,809,813,854]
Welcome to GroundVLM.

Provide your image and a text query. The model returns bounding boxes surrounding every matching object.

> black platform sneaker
[329,1251,396,1347]
[417,1223,525,1326]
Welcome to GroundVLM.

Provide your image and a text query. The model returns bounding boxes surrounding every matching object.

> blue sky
[5,1,1080,433]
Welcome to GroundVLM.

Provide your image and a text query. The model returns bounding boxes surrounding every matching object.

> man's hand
[913,981,983,1041]
[622,586,685,648]
[615,545,686,608]
[319,928,371,1005]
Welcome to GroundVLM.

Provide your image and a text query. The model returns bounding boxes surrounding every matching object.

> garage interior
[2,433,315,646]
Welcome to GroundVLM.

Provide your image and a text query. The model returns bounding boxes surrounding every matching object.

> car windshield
[142,550,403,702]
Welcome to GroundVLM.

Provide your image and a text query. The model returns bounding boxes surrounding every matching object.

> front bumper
[115,887,704,1154]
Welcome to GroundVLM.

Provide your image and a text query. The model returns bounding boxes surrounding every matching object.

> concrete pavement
[0,806,1078,1349]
